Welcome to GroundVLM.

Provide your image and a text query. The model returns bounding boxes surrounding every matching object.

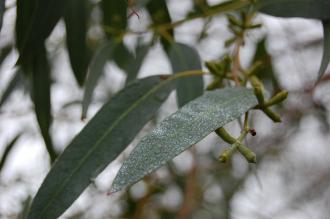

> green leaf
[16,0,67,64]
[252,38,280,92]
[113,43,135,70]
[82,41,115,120]
[101,0,127,38]
[257,0,330,20]
[146,0,174,51]
[168,42,204,107]
[111,87,258,193]
[125,44,150,84]
[0,69,25,108]
[0,0,5,32]
[318,21,330,80]
[64,0,90,86]
[29,47,57,163]
[27,72,202,219]
[0,134,21,172]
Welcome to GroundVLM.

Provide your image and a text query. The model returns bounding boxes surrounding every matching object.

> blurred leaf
[82,41,115,120]
[0,44,12,67]
[27,73,202,219]
[29,47,57,163]
[0,0,5,32]
[146,0,174,51]
[111,87,258,193]
[0,134,21,172]
[64,0,90,86]
[101,0,127,38]
[318,21,330,80]
[168,42,204,107]
[252,38,280,92]
[125,44,150,84]
[257,0,330,20]
[113,43,135,70]
[15,0,67,65]
[0,69,25,108]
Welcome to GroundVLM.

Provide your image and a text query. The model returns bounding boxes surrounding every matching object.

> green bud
[264,90,288,107]
[219,147,234,163]
[263,108,282,123]
[237,143,257,163]
[215,127,236,144]
[250,76,265,105]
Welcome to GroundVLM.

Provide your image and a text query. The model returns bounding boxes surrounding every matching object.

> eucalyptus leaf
[111,87,258,193]
[125,44,150,84]
[16,0,67,64]
[101,0,127,38]
[146,0,174,51]
[169,42,204,107]
[0,0,5,32]
[257,0,330,20]
[29,47,57,163]
[65,0,89,86]
[82,41,115,119]
[27,72,203,219]
[0,134,21,172]
[0,69,25,108]
[318,21,330,80]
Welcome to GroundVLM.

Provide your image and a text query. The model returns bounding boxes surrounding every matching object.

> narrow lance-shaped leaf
[318,21,330,80]
[168,42,204,107]
[111,87,258,193]
[125,43,150,84]
[27,72,203,219]
[257,0,330,20]
[82,41,115,119]
[0,69,25,108]
[16,0,68,65]
[64,0,90,86]
[0,134,21,172]
[29,47,57,163]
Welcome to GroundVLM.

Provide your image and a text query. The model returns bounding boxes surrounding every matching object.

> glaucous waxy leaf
[257,0,330,20]
[82,41,115,119]
[169,42,204,107]
[27,72,202,219]
[111,87,258,193]
[318,21,330,80]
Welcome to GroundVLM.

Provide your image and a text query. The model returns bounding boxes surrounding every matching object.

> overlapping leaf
[0,69,25,108]
[65,0,90,86]
[125,44,150,84]
[15,0,67,64]
[0,134,21,172]
[111,87,258,193]
[82,41,115,119]
[27,73,202,219]
[29,47,57,163]
[169,42,204,107]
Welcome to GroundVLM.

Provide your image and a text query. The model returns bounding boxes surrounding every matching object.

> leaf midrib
[37,75,179,217]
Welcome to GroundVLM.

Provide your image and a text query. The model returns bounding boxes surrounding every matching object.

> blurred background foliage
[0,0,330,218]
